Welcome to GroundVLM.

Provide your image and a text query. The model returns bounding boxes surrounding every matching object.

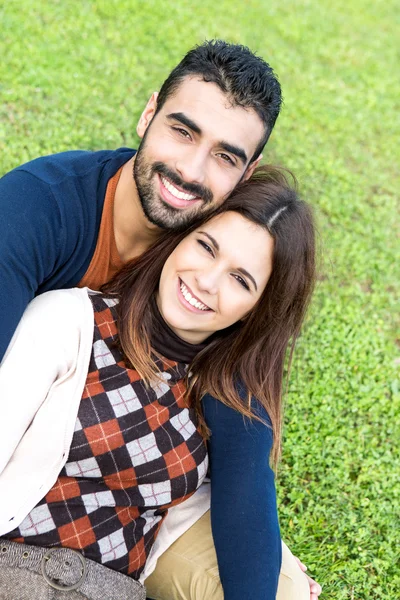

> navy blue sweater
[0,149,281,599]
[0,148,135,361]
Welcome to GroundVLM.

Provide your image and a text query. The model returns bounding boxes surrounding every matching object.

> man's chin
[143,202,205,232]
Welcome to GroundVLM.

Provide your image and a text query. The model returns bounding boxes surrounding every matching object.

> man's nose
[175,148,208,184]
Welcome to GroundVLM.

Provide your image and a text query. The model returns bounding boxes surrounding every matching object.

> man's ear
[136,92,159,138]
[242,154,263,181]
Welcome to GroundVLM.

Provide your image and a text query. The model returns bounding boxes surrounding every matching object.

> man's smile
[158,173,202,209]
[161,176,198,201]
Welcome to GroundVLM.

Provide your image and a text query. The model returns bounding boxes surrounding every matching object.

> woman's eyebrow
[237,268,258,291]
[198,231,258,291]
[198,231,219,250]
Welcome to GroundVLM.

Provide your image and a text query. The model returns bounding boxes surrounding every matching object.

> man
[0,40,321,599]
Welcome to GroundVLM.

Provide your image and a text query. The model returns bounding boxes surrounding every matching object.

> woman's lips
[177,278,213,313]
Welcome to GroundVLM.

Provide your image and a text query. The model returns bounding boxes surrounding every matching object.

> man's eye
[218,153,234,165]
[173,127,191,139]
[233,274,250,290]
[197,239,214,256]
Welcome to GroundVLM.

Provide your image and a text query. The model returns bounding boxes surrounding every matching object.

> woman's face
[157,211,274,344]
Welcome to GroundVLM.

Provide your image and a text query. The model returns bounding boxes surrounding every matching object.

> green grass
[1,1,399,597]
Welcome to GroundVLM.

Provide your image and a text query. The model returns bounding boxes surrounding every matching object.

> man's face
[134,77,265,231]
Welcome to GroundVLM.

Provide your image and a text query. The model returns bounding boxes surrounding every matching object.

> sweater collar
[150,297,207,363]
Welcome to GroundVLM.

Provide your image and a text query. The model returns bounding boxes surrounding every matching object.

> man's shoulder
[8,147,136,186]
[0,146,137,227]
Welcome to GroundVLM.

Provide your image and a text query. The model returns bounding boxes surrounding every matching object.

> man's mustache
[152,162,213,205]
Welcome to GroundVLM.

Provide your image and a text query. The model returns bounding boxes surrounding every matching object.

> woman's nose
[195,269,220,296]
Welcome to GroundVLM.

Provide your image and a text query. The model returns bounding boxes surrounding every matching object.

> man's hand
[294,556,322,600]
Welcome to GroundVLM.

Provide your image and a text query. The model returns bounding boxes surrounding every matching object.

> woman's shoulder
[1,287,95,375]
[26,287,92,316]
[14,287,94,348]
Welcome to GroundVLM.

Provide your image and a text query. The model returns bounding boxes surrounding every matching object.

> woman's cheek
[226,294,252,325]
[184,244,203,268]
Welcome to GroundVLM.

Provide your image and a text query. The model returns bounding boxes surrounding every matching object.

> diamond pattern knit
[6,294,208,580]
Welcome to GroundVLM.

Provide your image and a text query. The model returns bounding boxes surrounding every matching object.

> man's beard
[133,135,215,232]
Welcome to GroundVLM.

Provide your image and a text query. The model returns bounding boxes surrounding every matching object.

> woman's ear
[136,92,159,138]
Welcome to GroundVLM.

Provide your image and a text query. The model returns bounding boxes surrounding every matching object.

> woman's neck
[150,297,208,363]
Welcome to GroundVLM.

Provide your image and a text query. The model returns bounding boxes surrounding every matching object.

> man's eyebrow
[219,142,247,165]
[198,231,258,290]
[167,113,248,165]
[167,112,201,135]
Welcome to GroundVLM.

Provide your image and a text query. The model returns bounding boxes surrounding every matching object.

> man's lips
[177,278,213,313]
[158,174,202,209]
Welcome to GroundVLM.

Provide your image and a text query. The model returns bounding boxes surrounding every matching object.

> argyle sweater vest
[6,294,208,580]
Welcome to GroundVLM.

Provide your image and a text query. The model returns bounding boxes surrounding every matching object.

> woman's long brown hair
[102,165,316,465]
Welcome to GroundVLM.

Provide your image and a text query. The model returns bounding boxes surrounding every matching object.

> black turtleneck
[150,297,208,363]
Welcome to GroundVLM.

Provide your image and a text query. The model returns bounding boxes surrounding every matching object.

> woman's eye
[197,239,214,256]
[233,274,250,290]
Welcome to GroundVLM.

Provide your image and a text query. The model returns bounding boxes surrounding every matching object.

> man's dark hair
[156,39,282,163]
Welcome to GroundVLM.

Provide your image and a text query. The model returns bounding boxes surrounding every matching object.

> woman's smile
[177,278,213,313]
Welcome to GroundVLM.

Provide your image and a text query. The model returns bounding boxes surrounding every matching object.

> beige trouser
[146,511,309,600]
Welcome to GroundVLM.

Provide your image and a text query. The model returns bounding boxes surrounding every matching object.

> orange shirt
[78,168,124,290]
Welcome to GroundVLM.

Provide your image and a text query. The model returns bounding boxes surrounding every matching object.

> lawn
[1,1,399,598]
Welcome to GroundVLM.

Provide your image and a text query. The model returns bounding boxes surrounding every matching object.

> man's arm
[202,393,281,600]
[0,169,62,360]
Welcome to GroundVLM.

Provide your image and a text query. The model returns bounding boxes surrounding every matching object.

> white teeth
[180,281,210,311]
[162,176,197,201]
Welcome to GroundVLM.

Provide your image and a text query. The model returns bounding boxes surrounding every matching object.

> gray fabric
[0,539,146,600]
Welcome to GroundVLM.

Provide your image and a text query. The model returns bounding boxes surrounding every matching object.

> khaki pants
[146,511,309,600]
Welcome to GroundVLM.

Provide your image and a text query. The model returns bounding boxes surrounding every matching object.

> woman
[0,166,315,600]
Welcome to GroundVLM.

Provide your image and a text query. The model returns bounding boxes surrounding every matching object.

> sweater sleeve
[0,169,63,361]
[202,393,281,600]
[0,289,88,475]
